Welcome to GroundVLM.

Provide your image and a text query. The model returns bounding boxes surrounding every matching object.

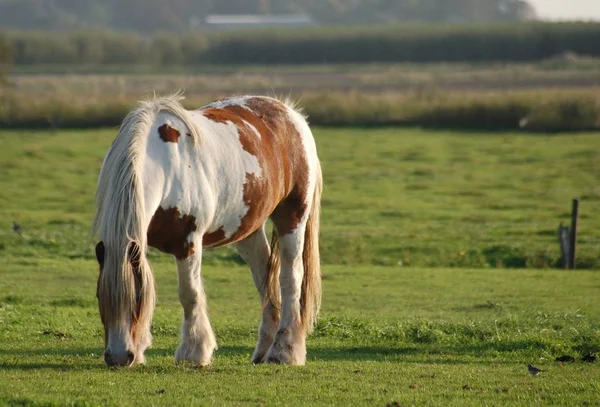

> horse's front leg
[174,244,217,366]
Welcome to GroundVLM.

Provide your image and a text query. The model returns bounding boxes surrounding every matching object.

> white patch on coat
[245,121,262,140]
[142,110,263,242]
[202,97,251,110]
[200,96,266,140]
[199,119,262,239]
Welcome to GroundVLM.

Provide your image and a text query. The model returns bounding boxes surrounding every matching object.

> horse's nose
[104,350,135,367]
[104,350,113,366]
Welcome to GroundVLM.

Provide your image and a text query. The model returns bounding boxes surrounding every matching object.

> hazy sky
[529,0,600,20]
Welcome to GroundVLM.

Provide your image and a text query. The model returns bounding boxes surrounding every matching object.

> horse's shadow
[0,341,530,371]
[0,347,105,371]
[0,345,415,371]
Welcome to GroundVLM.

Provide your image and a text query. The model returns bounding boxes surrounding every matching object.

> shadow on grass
[2,397,93,407]
[0,362,103,371]
[0,347,100,357]
[309,346,521,365]
[0,336,558,371]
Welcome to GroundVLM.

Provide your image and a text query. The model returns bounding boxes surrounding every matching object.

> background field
[4,22,600,66]
[1,127,599,268]
[0,126,599,405]
[4,23,600,131]
[4,68,600,131]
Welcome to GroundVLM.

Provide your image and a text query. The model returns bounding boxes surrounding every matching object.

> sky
[529,0,600,21]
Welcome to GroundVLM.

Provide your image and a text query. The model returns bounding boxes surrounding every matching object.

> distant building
[204,14,315,30]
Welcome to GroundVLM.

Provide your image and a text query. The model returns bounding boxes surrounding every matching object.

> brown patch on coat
[202,97,310,241]
[158,124,180,143]
[244,98,310,236]
[270,184,308,236]
[202,227,226,247]
[147,207,197,259]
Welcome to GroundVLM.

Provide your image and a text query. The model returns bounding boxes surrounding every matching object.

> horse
[92,94,322,367]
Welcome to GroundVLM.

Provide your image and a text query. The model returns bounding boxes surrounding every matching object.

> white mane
[91,93,201,338]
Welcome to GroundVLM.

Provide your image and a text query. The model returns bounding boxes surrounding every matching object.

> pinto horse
[92,95,322,367]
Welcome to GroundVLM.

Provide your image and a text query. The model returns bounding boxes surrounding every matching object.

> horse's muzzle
[104,350,135,367]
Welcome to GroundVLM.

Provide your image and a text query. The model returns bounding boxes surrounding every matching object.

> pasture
[1,127,599,406]
[1,127,599,268]
[5,60,600,131]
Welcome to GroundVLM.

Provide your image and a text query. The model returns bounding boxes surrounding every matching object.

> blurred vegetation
[0,0,535,32]
[204,22,600,64]
[1,87,599,132]
[0,32,11,84]
[3,22,600,66]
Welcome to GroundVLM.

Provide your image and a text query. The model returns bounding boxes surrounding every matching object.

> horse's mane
[91,93,200,339]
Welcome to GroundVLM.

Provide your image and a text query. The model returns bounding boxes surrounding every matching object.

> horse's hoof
[251,356,266,364]
[267,356,282,364]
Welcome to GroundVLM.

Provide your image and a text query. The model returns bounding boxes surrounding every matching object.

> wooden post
[558,223,570,269]
[567,199,579,270]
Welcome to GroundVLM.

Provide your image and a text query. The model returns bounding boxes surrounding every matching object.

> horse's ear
[95,241,105,270]
[128,242,141,271]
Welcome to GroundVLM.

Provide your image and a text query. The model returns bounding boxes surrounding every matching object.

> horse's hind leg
[235,225,279,364]
[266,211,309,365]
[174,243,218,366]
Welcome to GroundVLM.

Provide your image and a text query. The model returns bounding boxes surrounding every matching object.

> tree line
[2,22,600,66]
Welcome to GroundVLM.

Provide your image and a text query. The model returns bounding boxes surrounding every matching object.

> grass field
[1,127,599,268]
[0,127,599,406]
[1,262,599,406]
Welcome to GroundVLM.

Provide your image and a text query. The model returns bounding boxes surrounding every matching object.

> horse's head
[95,241,154,367]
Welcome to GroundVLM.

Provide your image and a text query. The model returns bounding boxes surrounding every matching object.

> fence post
[567,199,579,270]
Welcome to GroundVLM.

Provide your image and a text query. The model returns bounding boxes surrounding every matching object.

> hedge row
[4,31,208,65]
[1,89,598,132]
[205,22,600,64]
[3,22,600,66]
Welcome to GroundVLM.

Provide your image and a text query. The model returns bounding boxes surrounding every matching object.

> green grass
[0,127,599,405]
[1,128,599,268]
[1,259,599,406]
[316,127,600,268]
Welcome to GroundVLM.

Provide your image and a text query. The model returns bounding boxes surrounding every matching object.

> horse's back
[143,95,319,252]
[201,95,316,195]
[199,96,319,243]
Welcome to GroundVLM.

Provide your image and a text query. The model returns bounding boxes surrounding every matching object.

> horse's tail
[265,229,281,320]
[300,162,323,333]
[264,162,323,334]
